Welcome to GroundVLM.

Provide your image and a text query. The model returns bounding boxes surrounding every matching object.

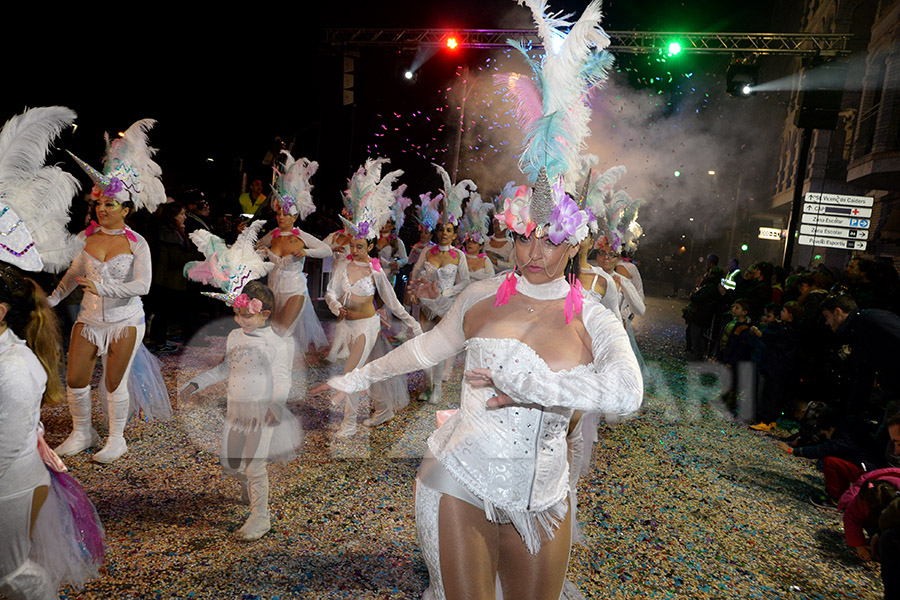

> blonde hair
[0,267,64,405]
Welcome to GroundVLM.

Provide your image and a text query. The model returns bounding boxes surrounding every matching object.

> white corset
[79,252,142,324]
[429,336,591,513]
[422,261,459,293]
[266,250,307,297]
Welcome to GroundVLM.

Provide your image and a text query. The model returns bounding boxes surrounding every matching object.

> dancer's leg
[497,503,572,600]
[236,428,273,541]
[336,330,370,437]
[57,324,100,455]
[93,326,139,463]
[438,494,499,599]
[273,294,304,338]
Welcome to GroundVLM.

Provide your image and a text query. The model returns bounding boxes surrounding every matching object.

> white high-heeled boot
[336,392,359,437]
[363,393,395,427]
[55,385,99,456]
[93,382,129,463]
[236,470,270,541]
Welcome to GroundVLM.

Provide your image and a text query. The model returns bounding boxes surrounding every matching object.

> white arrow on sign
[799,224,869,240]
[798,234,867,251]
[804,192,874,207]
[803,203,873,218]
[801,213,870,228]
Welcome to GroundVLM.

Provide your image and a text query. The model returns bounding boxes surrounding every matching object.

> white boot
[236,473,250,505]
[420,364,443,404]
[0,559,56,600]
[363,399,395,428]
[55,385,99,456]
[93,382,129,464]
[237,471,270,541]
[336,393,359,437]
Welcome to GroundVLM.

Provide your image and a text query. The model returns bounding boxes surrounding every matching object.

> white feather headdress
[432,163,474,226]
[0,106,80,273]
[390,184,412,230]
[183,220,273,305]
[493,0,613,246]
[272,151,317,220]
[341,158,403,240]
[460,192,492,245]
[416,192,442,231]
[68,119,165,213]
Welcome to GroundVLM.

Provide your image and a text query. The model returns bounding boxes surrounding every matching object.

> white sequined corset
[429,337,590,513]
[266,250,307,297]
[421,261,459,294]
[79,253,143,324]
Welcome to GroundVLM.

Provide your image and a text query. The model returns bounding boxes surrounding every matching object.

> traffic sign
[799,224,869,240]
[804,192,874,207]
[798,234,867,251]
[801,213,870,228]
[803,203,872,218]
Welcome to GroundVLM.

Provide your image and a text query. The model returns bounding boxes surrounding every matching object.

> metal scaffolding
[323,28,852,57]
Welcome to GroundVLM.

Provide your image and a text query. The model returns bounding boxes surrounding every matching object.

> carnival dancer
[315,4,642,596]
[181,221,301,541]
[375,185,412,338]
[325,158,423,434]
[377,184,411,286]
[484,188,516,272]
[459,191,495,282]
[50,119,169,464]
[256,152,331,353]
[0,106,105,599]
[407,163,473,402]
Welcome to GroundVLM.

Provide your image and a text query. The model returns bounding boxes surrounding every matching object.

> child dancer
[182,223,301,541]
[326,158,422,435]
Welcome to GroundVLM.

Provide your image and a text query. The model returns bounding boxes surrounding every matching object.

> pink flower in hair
[233,293,249,308]
[248,298,263,314]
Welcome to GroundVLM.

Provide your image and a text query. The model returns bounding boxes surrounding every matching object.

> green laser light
[667,41,682,55]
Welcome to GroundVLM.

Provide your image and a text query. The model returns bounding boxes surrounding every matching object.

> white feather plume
[0,106,80,272]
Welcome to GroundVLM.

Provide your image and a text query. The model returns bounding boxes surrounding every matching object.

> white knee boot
[93,382,130,464]
[363,394,395,428]
[336,392,359,437]
[55,385,99,456]
[0,559,56,600]
[237,470,270,541]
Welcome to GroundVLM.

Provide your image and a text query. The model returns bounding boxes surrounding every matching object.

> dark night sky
[1,0,786,209]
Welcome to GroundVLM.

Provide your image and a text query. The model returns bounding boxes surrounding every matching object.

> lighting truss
[323,28,851,57]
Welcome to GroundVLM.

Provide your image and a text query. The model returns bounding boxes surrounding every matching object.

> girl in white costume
[257,152,331,352]
[181,282,299,541]
[326,158,423,435]
[182,223,302,541]
[407,164,473,402]
[51,119,169,464]
[0,106,105,599]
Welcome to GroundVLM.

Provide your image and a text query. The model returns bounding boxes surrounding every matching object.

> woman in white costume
[407,164,473,403]
[50,119,168,464]
[376,184,411,286]
[319,3,643,596]
[0,106,105,600]
[257,152,331,352]
[459,191,495,282]
[325,158,423,436]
